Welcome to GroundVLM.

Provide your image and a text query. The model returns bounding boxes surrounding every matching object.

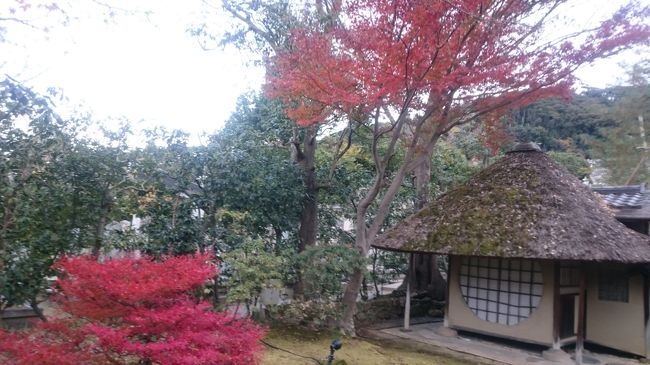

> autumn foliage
[267,0,650,131]
[0,253,265,365]
[263,0,649,333]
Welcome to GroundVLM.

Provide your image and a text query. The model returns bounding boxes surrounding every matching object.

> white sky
[1,0,264,141]
[0,0,648,142]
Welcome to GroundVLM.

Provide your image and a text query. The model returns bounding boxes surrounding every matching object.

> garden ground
[261,326,473,365]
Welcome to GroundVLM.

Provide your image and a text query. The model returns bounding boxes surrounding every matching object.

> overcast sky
[0,0,648,142]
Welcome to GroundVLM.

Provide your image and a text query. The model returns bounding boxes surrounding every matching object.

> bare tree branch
[220,0,280,53]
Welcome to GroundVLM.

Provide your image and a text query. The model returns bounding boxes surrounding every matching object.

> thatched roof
[373,143,650,263]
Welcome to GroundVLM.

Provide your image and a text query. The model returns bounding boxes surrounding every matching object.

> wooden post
[552,262,561,349]
[643,272,650,358]
[444,256,451,328]
[402,252,413,332]
[575,265,587,365]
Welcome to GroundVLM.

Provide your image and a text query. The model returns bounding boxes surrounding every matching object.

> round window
[459,257,543,326]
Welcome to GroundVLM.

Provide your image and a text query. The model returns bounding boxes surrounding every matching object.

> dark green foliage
[0,78,142,313]
[222,239,283,311]
[0,79,493,319]
[590,62,650,185]
[367,249,407,296]
[509,95,615,157]
[266,300,342,329]
[0,80,307,313]
[296,245,365,300]
[315,126,482,295]
[209,94,304,250]
[131,95,304,257]
[0,78,80,310]
[548,151,591,180]
[430,140,482,198]
[508,64,650,184]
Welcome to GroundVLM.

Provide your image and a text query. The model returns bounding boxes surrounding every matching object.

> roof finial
[508,142,542,153]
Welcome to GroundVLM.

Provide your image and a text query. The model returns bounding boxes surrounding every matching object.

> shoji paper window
[459,257,543,326]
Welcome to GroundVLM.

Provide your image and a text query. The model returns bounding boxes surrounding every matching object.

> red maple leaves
[0,254,264,365]
[267,0,649,132]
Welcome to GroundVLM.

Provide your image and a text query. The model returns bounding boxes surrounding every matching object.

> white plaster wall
[585,266,646,357]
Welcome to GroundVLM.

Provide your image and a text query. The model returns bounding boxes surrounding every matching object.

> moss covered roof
[373,146,650,263]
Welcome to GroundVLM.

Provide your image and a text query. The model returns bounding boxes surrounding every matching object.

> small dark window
[559,262,580,287]
[598,269,629,302]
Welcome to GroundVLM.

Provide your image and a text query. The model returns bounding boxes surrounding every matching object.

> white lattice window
[459,257,543,326]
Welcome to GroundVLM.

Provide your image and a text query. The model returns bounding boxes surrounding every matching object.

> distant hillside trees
[509,61,650,183]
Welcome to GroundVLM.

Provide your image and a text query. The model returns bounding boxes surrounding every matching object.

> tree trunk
[340,212,373,335]
[297,126,318,250]
[30,299,47,322]
[410,156,446,300]
[410,254,446,300]
[340,265,365,335]
[414,152,431,210]
[372,250,380,297]
[198,202,217,254]
[0,195,15,274]
[361,277,369,300]
[293,126,319,297]
[339,113,444,335]
[212,273,220,309]
[92,188,111,258]
[92,209,108,257]
[274,227,283,255]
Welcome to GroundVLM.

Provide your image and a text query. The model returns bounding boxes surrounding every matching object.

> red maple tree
[0,253,264,365]
[265,0,650,333]
[269,0,649,128]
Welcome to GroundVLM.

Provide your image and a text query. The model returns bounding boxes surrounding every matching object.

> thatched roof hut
[373,143,650,263]
[377,143,650,359]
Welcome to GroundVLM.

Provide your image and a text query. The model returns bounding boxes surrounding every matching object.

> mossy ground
[261,326,472,365]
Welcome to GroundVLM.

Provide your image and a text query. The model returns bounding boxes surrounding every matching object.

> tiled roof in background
[592,185,650,209]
